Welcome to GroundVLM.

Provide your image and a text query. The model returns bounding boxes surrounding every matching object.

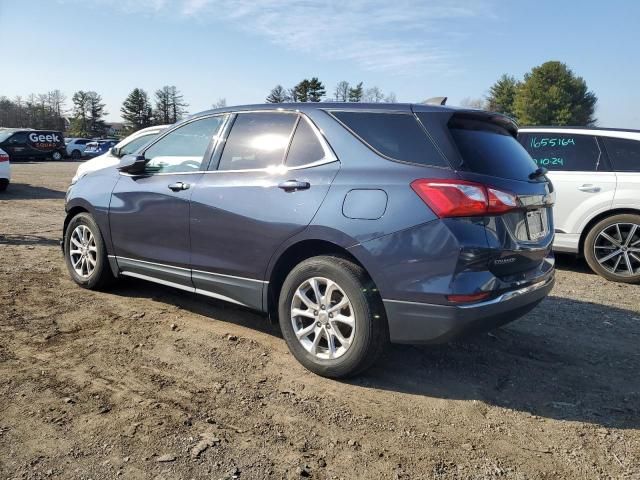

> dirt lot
[0,161,639,480]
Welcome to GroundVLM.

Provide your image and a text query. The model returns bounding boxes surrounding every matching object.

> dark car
[0,129,66,161]
[83,139,119,158]
[62,103,555,378]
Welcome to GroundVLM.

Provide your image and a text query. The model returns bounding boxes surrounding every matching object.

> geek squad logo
[29,132,61,151]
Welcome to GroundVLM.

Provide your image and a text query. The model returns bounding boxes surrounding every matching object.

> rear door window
[519,132,601,172]
[601,136,640,172]
[331,111,449,167]
[218,112,297,171]
[285,117,330,167]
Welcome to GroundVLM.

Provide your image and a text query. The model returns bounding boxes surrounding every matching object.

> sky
[1,0,639,127]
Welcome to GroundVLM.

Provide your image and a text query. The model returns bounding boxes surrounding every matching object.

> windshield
[120,133,161,155]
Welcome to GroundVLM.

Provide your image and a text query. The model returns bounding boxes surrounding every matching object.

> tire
[0,179,8,192]
[584,213,640,284]
[278,255,387,378]
[51,151,63,161]
[63,212,115,289]
[71,150,81,160]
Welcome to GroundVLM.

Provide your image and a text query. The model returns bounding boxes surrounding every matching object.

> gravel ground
[0,161,638,480]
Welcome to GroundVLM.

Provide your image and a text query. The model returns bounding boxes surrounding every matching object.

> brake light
[0,149,9,162]
[410,179,517,218]
[447,292,491,303]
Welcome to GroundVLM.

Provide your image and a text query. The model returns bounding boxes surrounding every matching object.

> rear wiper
[529,167,548,180]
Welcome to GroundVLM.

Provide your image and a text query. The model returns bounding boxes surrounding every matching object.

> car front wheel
[278,255,387,378]
[584,213,640,283]
[71,150,82,160]
[64,212,114,289]
[0,179,8,192]
[51,151,63,161]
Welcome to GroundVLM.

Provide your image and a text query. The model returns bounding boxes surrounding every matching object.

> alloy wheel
[69,224,98,278]
[593,223,640,276]
[290,277,356,360]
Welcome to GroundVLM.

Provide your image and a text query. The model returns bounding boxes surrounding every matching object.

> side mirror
[110,146,122,158]
[117,154,146,174]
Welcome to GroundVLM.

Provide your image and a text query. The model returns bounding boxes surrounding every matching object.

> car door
[189,111,340,309]
[600,135,640,210]
[519,132,616,247]
[109,114,227,288]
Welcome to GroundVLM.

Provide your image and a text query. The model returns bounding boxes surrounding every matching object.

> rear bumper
[383,274,554,344]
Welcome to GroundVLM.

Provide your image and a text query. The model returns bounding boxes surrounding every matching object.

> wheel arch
[265,238,381,323]
[579,207,640,255]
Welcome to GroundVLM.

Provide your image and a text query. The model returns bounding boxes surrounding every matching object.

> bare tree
[334,81,350,102]
[459,97,487,110]
[212,98,227,108]
[363,86,385,103]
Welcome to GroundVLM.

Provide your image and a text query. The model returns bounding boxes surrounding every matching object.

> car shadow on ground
[0,233,60,247]
[554,252,594,275]
[0,183,66,200]
[107,276,639,430]
[352,295,640,430]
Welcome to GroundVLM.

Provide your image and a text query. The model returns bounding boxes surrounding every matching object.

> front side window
[602,137,640,172]
[144,116,225,174]
[333,111,449,167]
[285,117,330,167]
[519,132,601,172]
[9,132,28,143]
[218,112,297,171]
[120,133,160,156]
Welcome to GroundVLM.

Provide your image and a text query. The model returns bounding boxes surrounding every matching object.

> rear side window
[285,118,327,167]
[331,111,448,167]
[519,132,601,172]
[447,117,537,181]
[218,112,297,171]
[602,137,640,172]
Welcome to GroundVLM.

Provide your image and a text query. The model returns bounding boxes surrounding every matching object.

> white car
[65,138,92,159]
[71,125,168,184]
[0,147,10,191]
[518,127,640,283]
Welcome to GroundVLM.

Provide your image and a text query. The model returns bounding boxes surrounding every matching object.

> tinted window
[144,115,225,174]
[218,112,297,171]
[333,111,448,167]
[602,137,640,172]
[9,132,28,143]
[120,133,160,156]
[286,118,327,167]
[447,117,537,181]
[519,132,600,172]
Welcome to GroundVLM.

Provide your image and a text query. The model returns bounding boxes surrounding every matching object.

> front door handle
[168,181,190,192]
[577,184,601,193]
[278,180,310,192]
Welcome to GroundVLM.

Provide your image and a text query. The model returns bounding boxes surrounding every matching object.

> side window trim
[208,111,337,173]
[137,113,228,176]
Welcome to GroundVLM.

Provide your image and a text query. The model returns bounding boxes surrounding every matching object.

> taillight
[0,149,9,162]
[411,179,518,218]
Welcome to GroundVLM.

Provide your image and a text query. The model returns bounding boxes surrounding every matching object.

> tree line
[265,78,396,104]
[0,61,599,137]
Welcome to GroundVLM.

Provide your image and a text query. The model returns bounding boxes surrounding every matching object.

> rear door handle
[577,184,601,193]
[278,180,310,192]
[168,181,190,192]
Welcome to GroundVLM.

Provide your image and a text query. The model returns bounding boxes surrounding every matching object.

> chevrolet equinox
[63,103,555,378]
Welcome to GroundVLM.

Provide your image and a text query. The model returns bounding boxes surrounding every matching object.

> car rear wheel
[51,151,63,161]
[64,213,115,289]
[584,213,640,284]
[0,179,8,192]
[71,150,82,160]
[278,255,387,378]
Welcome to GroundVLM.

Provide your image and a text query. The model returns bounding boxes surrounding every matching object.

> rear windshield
[0,131,16,142]
[447,117,538,181]
[331,111,449,168]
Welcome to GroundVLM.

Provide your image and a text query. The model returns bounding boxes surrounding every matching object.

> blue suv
[63,103,555,377]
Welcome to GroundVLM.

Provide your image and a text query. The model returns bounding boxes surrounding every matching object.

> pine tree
[293,79,311,102]
[307,77,326,102]
[266,85,290,103]
[486,74,519,118]
[348,82,363,102]
[87,91,107,137]
[514,61,597,126]
[69,90,90,137]
[121,88,152,133]
[154,85,188,124]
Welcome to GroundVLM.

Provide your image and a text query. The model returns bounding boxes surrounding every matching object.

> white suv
[0,147,10,191]
[518,127,640,283]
